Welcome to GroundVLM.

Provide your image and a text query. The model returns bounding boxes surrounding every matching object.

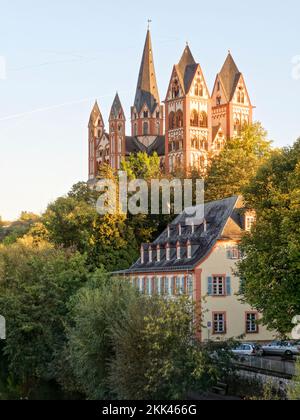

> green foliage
[238,138,300,334]
[205,123,272,201]
[0,242,89,397]
[62,273,138,399]
[289,357,300,400]
[0,212,40,245]
[121,152,161,180]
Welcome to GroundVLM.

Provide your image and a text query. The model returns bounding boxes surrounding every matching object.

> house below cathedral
[115,196,275,343]
[88,29,253,182]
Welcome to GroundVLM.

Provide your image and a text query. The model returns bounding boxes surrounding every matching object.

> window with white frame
[149,246,153,263]
[138,277,144,293]
[176,276,185,295]
[246,216,255,232]
[141,246,144,264]
[187,243,192,259]
[146,277,152,296]
[166,245,170,261]
[177,244,181,260]
[227,245,241,260]
[212,276,225,296]
[164,277,170,295]
[187,275,193,297]
[157,246,161,262]
[246,313,258,333]
[213,313,226,334]
[159,277,164,295]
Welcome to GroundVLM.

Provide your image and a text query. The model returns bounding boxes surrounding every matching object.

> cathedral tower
[131,29,164,144]
[211,53,253,141]
[165,45,211,174]
[88,101,104,180]
[109,93,126,170]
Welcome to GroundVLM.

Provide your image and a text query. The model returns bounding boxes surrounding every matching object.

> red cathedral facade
[88,29,253,181]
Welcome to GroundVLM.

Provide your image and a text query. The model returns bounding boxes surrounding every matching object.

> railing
[235,356,296,378]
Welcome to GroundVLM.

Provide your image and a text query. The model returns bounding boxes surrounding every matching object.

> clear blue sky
[0,0,299,220]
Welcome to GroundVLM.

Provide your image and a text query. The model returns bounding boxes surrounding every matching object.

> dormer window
[141,245,144,264]
[149,246,153,263]
[157,245,161,262]
[246,215,255,232]
[187,241,192,259]
[167,225,170,238]
[177,242,181,260]
[166,244,170,261]
[178,223,182,236]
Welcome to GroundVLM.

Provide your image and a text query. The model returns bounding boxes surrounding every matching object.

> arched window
[172,79,180,98]
[143,122,149,135]
[190,109,199,127]
[176,110,183,128]
[156,122,160,135]
[241,92,245,104]
[169,112,175,130]
[199,112,208,128]
[234,118,241,134]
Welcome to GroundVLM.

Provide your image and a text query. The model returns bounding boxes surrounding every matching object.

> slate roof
[110,93,124,119]
[219,53,242,102]
[134,30,160,114]
[120,196,244,274]
[125,136,165,157]
[176,45,198,94]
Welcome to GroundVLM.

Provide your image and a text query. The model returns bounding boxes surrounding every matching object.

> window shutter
[207,277,213,296]
[226,277,231,296]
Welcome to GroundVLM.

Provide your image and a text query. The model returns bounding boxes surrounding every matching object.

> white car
[261,341,300,357]
[232,343,258,357]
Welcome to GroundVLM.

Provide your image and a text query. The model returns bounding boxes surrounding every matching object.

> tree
[62,273,138,399]
[109,295,227,400]
[121,152,161,180]
[205,123,272,202]
[0,241,89,397]
[238,138,300,335]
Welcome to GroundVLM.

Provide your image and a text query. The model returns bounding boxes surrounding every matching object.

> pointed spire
[110,93,125,120]
[134,29,160,114]
[219,53,241,101]
[89,100,103,125]
[176,44,198,94]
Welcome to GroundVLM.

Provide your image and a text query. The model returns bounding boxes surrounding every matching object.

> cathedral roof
[219,53,242,101]
[89,100,103,125]
[125,135,165,157]
[110,93,125,120]
[176,45,198,94]
[134,30,160,114]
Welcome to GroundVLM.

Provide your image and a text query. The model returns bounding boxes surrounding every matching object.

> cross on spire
[147,19,152,30]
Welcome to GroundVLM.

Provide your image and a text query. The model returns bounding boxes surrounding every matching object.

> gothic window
[169,112,175,130]
[156,122,160,135]
[172,79,180,98]
[217,81,221,91]
[143,122,149,135]
[143,110,149,118]
[237,87,245,104]
[190,109,199,127]
[156,111,160,119]
[176,110,183,128]
[199,111,208,128]
[216,96,222,106]
[234,118,241,135]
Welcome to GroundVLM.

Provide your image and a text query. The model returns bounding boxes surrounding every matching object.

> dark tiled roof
[176,45,198,94]
[219,53,241,102]
[134,30,160,114]
[122,196,243,274]
[125,136,165,157]
[212,124,222,141]
[110,93,124,119]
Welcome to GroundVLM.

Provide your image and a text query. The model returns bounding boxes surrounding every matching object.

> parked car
[232,343,259,357]
[261,341,300,357]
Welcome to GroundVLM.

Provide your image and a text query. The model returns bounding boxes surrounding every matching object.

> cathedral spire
[134,29,160,114]
[218,52,241,101]
[110,92,125,120]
